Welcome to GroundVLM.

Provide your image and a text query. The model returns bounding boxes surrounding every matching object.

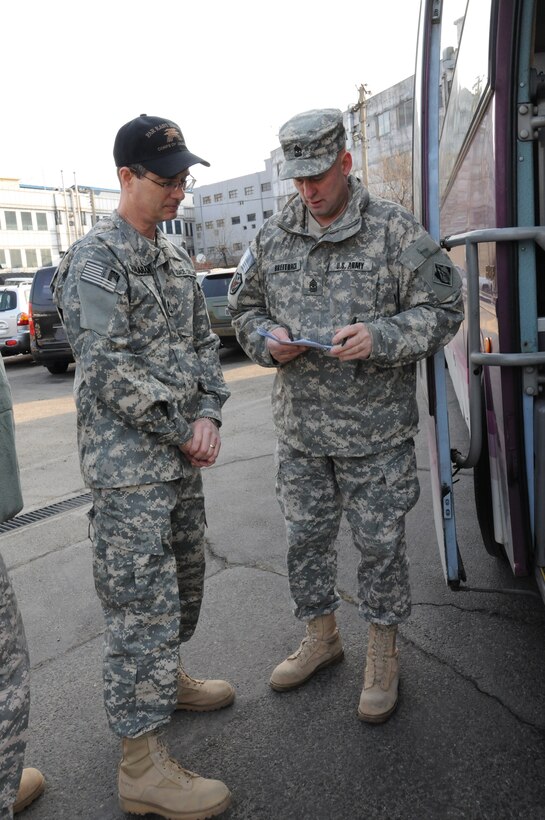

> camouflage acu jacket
[54,211,229,488]
[228,176,463,456]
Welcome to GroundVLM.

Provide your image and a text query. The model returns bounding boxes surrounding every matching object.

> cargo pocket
[92,520,166,609]
[379,443,420,516]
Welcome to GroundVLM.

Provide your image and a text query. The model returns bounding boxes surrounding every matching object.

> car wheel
[46,361,69,374]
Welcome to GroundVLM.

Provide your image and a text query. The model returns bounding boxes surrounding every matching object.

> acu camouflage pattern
[276,441,419,624]
[229,176,463,458]
[0,555,30,817]
[278,108,346,180]
[90,476,205,737]
[54,211,229,738]
[229,175,463,624]
[53,210,229,489]
[0,356,28,817]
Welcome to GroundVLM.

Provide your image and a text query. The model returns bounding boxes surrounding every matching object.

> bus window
[439,0,493,199]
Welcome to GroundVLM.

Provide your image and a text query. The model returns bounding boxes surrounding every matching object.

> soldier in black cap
[53,116,232,819]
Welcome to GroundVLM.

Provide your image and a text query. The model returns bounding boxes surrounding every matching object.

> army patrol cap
[278,108,346,180]
[113,114,210,176]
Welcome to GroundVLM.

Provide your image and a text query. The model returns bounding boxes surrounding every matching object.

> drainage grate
[0,492,92,534]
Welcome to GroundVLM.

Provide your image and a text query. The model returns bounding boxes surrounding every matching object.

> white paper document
[257,326,333,351]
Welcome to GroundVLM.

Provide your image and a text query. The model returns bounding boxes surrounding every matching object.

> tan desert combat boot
[118,731,231,820]
[269,612,344,691]
[176,669,235,712]
[358,623,399,723]
[13,767,45,814]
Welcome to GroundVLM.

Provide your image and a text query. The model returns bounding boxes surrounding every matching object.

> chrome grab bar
[441,226,545,468]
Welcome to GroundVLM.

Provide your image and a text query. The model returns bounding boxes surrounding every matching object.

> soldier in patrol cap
[229,108,463,723]
[53,115,232,819]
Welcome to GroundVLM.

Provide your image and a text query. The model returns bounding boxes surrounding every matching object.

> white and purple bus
[414,0,545,599]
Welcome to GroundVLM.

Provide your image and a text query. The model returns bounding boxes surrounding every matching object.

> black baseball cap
[113,114,210,176]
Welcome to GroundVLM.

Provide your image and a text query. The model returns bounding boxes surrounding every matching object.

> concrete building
[192,160,275,268]
[0,177,195,280]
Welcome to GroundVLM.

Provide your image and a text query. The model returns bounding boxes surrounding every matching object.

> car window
[200,274,233,297]
[0,291,16,311]
[31,269,55,307]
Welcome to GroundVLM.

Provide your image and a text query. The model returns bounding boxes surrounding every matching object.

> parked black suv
[29,266,74,374]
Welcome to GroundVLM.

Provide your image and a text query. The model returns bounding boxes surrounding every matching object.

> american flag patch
[80,260,119,292]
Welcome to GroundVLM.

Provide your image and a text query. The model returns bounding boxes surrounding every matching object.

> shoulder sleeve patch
[399,234,461,301]
[80,260,121,292]
[77,261,127,335]
[228,247,256,309]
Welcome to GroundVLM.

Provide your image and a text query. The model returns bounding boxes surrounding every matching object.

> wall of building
[192,160,274,267]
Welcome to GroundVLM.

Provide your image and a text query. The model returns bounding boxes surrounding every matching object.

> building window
[244,186,254,196]
[185,223,193,237]
[205,221,214,229]
[41,249,52,266]
[231,216,240,225]
[36,213,48,231]
[175,221,182,235]
[216,219,224,227]
[229,189,237,199]
[233,242,242,251]
[26,249,38,267]
[196,223,202,232]
[397,99,413,129]
[261,182,271,192]
[202,196,211,205]
[377,111,391,137]
[21,212,33,231]
[10,249,22,267]
[5,211,17,230]
[0,250,6,267]
[263,209,273,219]
[214,193,223,202]
[247,213,256,222]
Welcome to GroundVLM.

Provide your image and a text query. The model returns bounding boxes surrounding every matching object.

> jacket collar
[278,175,370,242]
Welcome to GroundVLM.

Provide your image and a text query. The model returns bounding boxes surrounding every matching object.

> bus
[413,0,545,600]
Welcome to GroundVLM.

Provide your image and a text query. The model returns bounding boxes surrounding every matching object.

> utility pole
[349,84,370,186]
[357,83,369,186]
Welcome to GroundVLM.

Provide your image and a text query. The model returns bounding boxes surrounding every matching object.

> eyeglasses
[142,174,196,192]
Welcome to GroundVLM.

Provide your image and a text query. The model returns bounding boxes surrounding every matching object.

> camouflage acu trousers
[90,469,206,738]
[275,440,420,625]
[0,554,30,820]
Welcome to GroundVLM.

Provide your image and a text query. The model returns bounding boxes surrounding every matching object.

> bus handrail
[441,226,545,469]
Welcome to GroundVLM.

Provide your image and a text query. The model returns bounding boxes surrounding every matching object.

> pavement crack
[413,599,545,627]
[402,632,545,737]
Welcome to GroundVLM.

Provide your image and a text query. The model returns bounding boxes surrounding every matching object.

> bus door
[414,0,465,587]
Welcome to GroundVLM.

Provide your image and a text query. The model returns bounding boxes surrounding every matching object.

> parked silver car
[0,277,33,357]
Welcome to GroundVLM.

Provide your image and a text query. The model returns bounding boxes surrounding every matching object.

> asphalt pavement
[3,350,545,820]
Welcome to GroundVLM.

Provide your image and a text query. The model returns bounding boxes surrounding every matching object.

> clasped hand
[179,417,220,468]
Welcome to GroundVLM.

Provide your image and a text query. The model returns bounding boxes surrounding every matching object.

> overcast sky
[3,0,422,191]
